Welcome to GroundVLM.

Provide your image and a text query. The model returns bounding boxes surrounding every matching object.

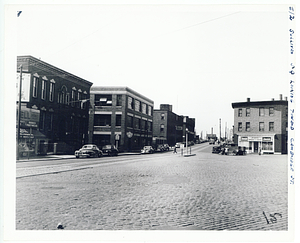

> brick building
[88,86,154,152]
[231,95,288,154]
[16,56,92,157]
[153,104,195,147]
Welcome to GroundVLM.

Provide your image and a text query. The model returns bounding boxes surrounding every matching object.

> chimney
[280,94,283,100]
[211,127,213,135]
[247,98,250,102]
[285,96,288,101]
[272,98,275,101]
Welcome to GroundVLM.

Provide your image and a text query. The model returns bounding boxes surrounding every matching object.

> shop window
[262,142,273,151]
[259,122,264,131]
[269,122,274,131]
[238,109,242,117]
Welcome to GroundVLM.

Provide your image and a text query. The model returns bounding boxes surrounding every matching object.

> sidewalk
[16,152,142,163]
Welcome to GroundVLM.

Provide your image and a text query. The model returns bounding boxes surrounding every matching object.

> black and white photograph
[1,0,298,242]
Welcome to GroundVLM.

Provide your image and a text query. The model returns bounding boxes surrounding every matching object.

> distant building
[153,104,195,147]
[16,56,93,157]
[153,104,183,147]
[88,86,154,151]
[231,95,288,154]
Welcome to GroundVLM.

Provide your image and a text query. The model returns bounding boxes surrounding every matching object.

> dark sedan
[102,145,118,156]
[75,144,103,158]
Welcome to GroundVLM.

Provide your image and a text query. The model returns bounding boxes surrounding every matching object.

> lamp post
[16,65,23,160]
[186,128,188,155]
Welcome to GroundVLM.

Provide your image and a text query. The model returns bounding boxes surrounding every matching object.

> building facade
[88,86,154,152]
[231,95,288,154]
[16,56,93,158]
[153,104,195,147]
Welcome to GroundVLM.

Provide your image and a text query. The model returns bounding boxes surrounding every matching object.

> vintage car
[75,144,103,158]
[156,144,165,152]
[163,144,170,151]
[141,146,154,154]
[212,145,222,154]
[102,145,119,156]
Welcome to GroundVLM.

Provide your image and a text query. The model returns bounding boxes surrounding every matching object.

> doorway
[254,142,259,153]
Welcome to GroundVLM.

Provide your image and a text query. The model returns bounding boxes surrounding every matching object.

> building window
[134,117,140,129]
[246,108,250,117]
[116,95,122,106]
[238,122,242,132]
[32,77,38,98]
[77,91,81,108]
[161,113,165,120]
[148,121,152,131]
[41,79,46,100]
[246,122,250,132]
[259,107,265,116]
[49,83,54,102]
[66,93,70,105]
[148,106,152,116]
[94,114,111,126]
[269,122,274,131]
[238,109,242,117]
[142,103,147,114]
[269,107,274,116]
[116,115,122,126]
[160,124,164,132]
[40,111,46,130]
[128,96,133,109]
[135,100,140,112]
[141,120,146,130]
[127,116,133,128]
[259,122,264,131]
[71,90,75,107]
[49,113,53,131]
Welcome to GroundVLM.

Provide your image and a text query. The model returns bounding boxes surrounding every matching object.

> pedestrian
[173,146,177,154]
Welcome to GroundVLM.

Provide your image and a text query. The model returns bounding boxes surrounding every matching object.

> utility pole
[16,65,23,160]
[219,118,221,142]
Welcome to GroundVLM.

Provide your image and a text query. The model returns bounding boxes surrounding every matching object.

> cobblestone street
[16,148,288,231]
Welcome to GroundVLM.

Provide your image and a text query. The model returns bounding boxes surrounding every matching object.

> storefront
[238,135,275,154]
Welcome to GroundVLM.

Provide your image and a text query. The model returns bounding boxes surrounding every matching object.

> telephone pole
[16,65,23,160]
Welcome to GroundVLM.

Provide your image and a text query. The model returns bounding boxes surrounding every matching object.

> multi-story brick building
[88,86,154,152]
[16,56,92,158]
[231,95,288,154]
[153,104,195,147]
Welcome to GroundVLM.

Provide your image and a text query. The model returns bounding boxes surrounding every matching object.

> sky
[12,3,291,138]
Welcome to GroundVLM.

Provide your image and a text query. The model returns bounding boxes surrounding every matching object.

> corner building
[232,95,288,154]
[16,56,93,157]
[88,87,154,152]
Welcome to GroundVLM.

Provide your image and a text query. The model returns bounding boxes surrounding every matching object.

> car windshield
[144,146,151,149]
[82,145,94,149]
[102,145,111,149]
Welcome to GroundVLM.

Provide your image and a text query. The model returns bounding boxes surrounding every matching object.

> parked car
[156,144,165,152]
[75,144,103,158]
[141,146,154,154]
[209,139,215,145]
[163,144,170,151]
[102,145,118,156]
[233,146,246,155]
[212,145,222,154]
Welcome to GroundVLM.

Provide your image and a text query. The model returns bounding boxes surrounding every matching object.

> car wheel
[76,155,79,159]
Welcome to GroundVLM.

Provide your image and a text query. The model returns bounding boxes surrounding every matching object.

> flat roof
[232,100,288,108]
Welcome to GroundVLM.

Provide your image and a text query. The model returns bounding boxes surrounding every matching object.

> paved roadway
[16,143,288,231]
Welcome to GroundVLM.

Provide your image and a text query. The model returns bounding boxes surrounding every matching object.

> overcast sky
[13,3,291,137]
